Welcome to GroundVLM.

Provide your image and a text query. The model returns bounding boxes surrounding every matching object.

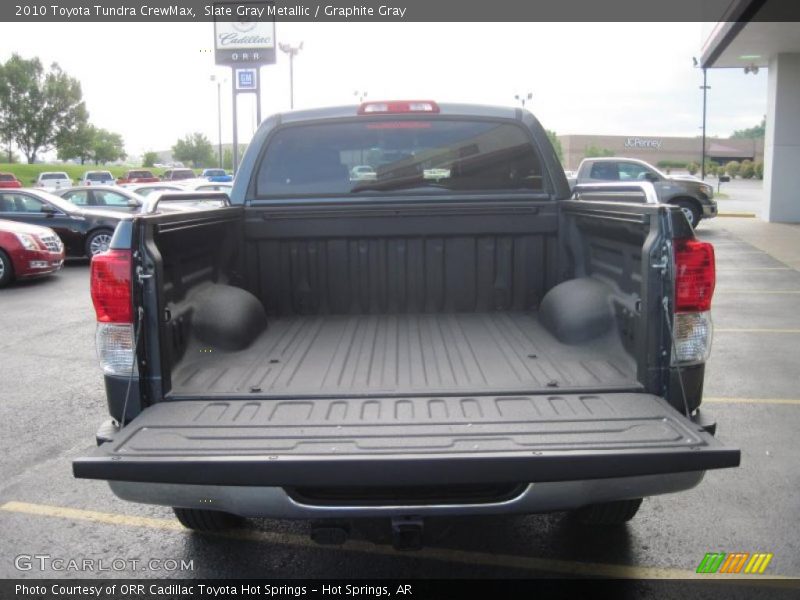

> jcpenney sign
[624,137,663,149]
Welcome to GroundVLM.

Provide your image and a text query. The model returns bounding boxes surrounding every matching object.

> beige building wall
[558,134,764,170]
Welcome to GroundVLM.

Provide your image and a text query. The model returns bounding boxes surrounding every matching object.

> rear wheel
[85,229,114,257]
[673,200,701,229]
[172,507,243,532]
[0,249,14,287]
[570,498,643,525]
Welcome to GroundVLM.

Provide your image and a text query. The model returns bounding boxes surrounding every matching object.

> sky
[0,21,768,159]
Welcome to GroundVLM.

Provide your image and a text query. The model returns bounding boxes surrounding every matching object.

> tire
[570,498,643,525]
[172,507,243,532]
[0,249,14,288]
[673,200,701,229]
[85,229,114,257]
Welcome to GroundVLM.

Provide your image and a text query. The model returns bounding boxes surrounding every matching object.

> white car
[349,165,377,181]
[35,172,72,191]
[79,170,115,186]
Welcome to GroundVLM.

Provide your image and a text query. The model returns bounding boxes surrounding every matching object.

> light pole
[210,74,225,169]
[693,57,710,180]
[279,42,303,109]
[354,90,368,103]
[515,92,532,108]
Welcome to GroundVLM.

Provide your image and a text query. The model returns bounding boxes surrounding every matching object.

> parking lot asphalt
[0,217,798,583]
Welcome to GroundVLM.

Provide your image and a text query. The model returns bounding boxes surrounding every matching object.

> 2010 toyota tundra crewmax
[74,101,739,547]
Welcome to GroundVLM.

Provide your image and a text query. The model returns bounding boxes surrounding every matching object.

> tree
[546,130,563,163]
[172,133,214,168]
[0,54,87,164]
[731,116,766,139]
[754,160,764,179]
[724,160,741,178]
[56,116,94,164]
[223,144,249,170]
[584,144,614,158]
[686,162,699,176]
[91,128,125,164]
[740,159,755,179]
[142,151,158,168]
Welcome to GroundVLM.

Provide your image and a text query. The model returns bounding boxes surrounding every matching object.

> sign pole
[213,1,276,176]
[232,70,239,175]
[256,67,262,126]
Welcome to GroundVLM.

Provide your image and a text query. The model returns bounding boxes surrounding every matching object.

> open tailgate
[74,393,739,486]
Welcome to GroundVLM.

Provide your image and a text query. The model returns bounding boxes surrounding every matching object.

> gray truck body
[74,104,738,519]
[568,157,718,227]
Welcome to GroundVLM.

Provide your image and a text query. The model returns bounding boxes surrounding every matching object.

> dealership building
[558,134,764,171]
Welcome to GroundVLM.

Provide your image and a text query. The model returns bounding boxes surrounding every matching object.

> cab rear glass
[254,119,545,198]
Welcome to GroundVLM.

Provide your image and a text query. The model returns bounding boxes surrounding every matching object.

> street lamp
[354,90,368,103]
[209,74,226,169]
[515,92,532,108]
[279,42,303,109]
[693,57,711,180]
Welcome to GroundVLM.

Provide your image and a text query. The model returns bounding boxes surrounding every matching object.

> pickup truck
[74,101,739,548]
[567,157,717,228]
[34,171,72,191]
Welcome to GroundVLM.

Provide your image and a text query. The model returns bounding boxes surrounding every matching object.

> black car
[56,186,144,213]
[0,188,123,257]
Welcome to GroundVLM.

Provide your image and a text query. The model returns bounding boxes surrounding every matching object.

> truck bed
[170,312,638,398]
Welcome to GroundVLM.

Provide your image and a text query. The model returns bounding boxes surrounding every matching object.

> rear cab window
[254,118,546,199]
[86,172,113,181]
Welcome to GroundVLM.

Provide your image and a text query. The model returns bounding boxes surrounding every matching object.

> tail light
[358,100,440,115]
[90,249,136,375]
[672,238,715,365]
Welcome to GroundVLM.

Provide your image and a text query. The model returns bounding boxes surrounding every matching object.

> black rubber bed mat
[170,312,637,398]
[74,393,740,486]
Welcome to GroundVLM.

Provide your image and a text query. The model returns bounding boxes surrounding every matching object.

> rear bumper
[108,471,706,518]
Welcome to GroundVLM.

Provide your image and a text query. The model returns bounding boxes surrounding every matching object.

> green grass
[0,163,171,184]
[714,192,730,199]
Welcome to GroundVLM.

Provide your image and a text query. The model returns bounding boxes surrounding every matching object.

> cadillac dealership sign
[214,3,276,65]
[624,137,663,149]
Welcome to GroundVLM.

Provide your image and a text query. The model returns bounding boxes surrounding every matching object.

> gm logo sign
[697,552,773,574]
[236,68,257,91]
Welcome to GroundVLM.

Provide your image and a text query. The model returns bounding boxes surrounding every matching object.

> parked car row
[0,176,235,287]
[0,218,65,287]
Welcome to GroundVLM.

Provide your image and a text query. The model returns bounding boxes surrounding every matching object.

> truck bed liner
[73,393,740,486]
[170,312,637,398]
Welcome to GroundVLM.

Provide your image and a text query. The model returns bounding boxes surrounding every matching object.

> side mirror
[41,204,58,215]
[644,172,660,183]
[127,199,141,207]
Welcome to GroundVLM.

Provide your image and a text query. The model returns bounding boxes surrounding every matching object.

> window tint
[618,162,652,181]
[255,119,544,197]
[41,173,68,180]
[0,174,15,181]
[63,190,90,206]
[589,162,619,181]
[0,193,47,212]
[86,172,112,181]
[94,191,129,206]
